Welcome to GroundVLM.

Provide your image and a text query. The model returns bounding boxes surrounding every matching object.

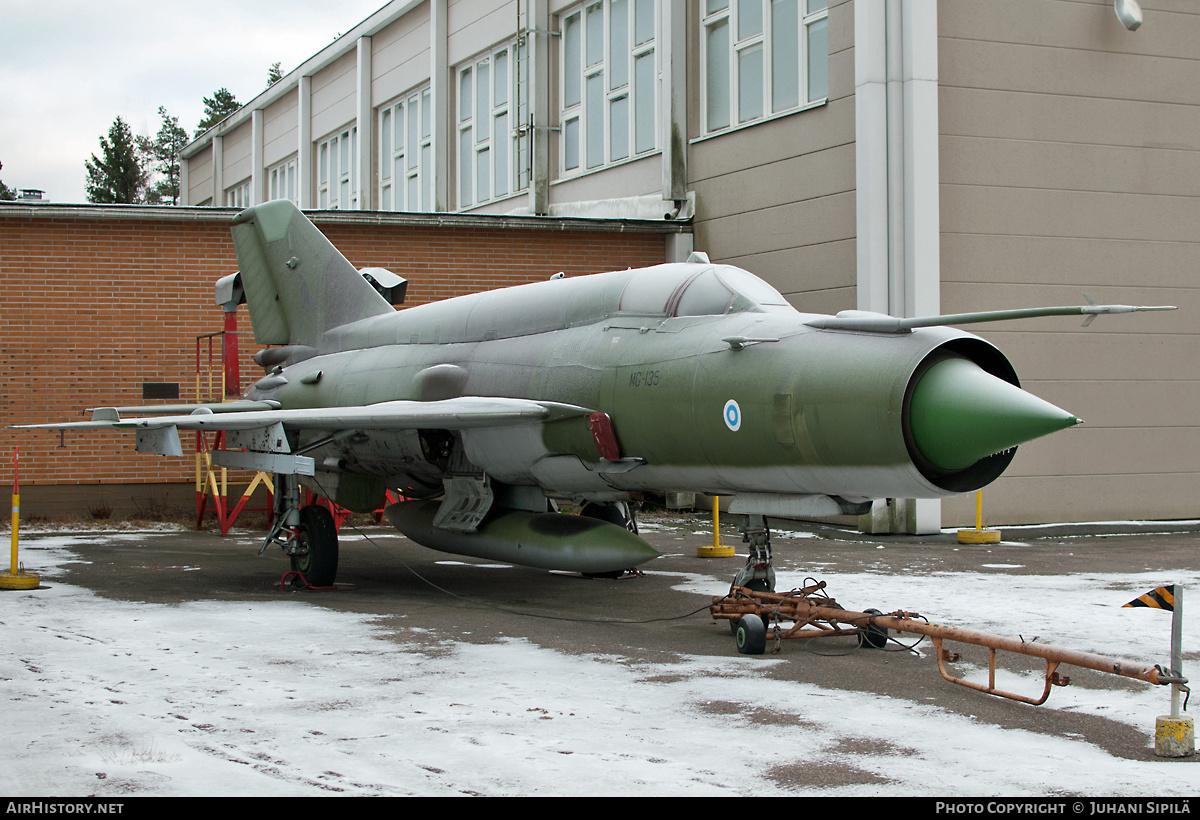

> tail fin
[230,200,394,347]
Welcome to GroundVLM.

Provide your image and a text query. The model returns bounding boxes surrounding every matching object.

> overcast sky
[1,0,388,203]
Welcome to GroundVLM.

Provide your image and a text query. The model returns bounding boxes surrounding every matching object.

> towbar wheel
[858,608,889,649]
[735,614,767,655]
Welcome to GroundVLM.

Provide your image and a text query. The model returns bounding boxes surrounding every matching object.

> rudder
[230,200,394,347]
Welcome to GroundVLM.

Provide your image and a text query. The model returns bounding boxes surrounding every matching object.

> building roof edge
[182,0,425,159]
[0,203,693,234]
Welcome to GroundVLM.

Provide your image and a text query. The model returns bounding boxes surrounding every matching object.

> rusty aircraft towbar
[711,584,1188,706]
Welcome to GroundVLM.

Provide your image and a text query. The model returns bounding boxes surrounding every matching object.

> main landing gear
[261,474,340,587]
[579,500,639,533]
[731,514,774,593]
[580,501,640,578]
[726,514,775,635]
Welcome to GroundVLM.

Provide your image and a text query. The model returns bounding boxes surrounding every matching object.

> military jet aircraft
[14,200,1174,590]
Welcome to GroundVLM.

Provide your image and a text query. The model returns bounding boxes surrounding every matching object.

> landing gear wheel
[579,501,638,533]
[580,502,639,578]
[735,614,767,655]
[858,607,888,649]
[291,505,339,587]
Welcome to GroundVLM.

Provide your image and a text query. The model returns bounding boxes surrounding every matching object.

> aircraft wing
[804,303,1176,333]
[14,397,592,433]
[11,397,594,465]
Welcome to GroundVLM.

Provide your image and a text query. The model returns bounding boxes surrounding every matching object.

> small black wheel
[580,501,638,534]
[291,505,339,586]
[858,607,888,649]
[729,614,772,636]
[735,614,767,655]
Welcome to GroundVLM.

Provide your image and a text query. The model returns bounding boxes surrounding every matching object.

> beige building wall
[691,0,857,316]
[372,3,431,104]
[187,148,213,206]
[936,0,1200,524]
[222,121,253,192]
[262,93,298,168]
[447,0,514,64]
[311,50,359,141]
[173,0,1198,526]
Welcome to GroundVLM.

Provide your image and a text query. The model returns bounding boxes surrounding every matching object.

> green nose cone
[908,357,1080,472]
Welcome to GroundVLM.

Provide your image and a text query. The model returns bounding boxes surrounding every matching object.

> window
[559,0,657,176]
[226,180,251,208]
[456,42,529,209]
[268,157,298,204]
[702,0,827,135]
[317,127,358,209]
[380,87,433,212]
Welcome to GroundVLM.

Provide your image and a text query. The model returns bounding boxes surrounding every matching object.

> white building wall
[372,2,432,104]
[311,50,360,141]
[263,93,299,168]
[222,121,253,195]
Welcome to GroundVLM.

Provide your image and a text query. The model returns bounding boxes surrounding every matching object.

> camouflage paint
[229,200,1076,508]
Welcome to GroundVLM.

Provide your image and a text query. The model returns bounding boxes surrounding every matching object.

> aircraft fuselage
[248,263,1047,512]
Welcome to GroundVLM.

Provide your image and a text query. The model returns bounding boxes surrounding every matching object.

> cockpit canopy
[336,261,795,349]
[617,264,791,317]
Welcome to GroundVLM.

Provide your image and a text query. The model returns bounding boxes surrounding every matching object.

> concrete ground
[27,511,1199,777]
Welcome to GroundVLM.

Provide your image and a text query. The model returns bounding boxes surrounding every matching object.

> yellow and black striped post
[1126,583,1193,757]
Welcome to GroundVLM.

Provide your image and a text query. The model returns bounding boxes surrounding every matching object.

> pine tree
[267,62,283,86]
[85,117,146,204]
[195,88,241,137]
[137,107,189,205]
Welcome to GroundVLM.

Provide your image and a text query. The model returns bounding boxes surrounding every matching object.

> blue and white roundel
[723,399,741,432]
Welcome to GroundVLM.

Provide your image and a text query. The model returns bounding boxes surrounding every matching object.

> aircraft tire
[728,614,772,636]
[579,502,638,578]
[579,501,638,534]
[858,608,888,649]
[735,614,767,655]
[292,505,339,587]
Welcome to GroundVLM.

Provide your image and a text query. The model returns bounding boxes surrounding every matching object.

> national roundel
[723,399,741,432]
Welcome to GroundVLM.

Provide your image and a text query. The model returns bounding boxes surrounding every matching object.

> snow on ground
[2,532,1196,796]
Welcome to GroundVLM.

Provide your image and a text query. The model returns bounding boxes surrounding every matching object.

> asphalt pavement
[20,511,1200,778]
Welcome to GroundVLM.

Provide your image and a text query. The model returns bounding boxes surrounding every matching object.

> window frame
[455,41,529,210]
[379,86,433,213]
[225,179,251,208]
[317,126,358,210]
[268,156,298,205]
[558,0,658,180]
[700,0,828,138]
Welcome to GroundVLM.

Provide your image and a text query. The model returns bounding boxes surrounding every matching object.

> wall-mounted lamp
[1115,0,1143,31]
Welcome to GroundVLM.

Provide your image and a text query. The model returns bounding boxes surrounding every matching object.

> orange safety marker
[1,448,40,590]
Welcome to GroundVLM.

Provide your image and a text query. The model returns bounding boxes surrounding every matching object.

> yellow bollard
[957,490,1001,544]
[1,448,40,590]
[1155,715,1195,758]
[697,495,735,558]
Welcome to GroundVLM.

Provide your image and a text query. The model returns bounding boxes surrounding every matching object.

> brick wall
[0,205,681,513]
